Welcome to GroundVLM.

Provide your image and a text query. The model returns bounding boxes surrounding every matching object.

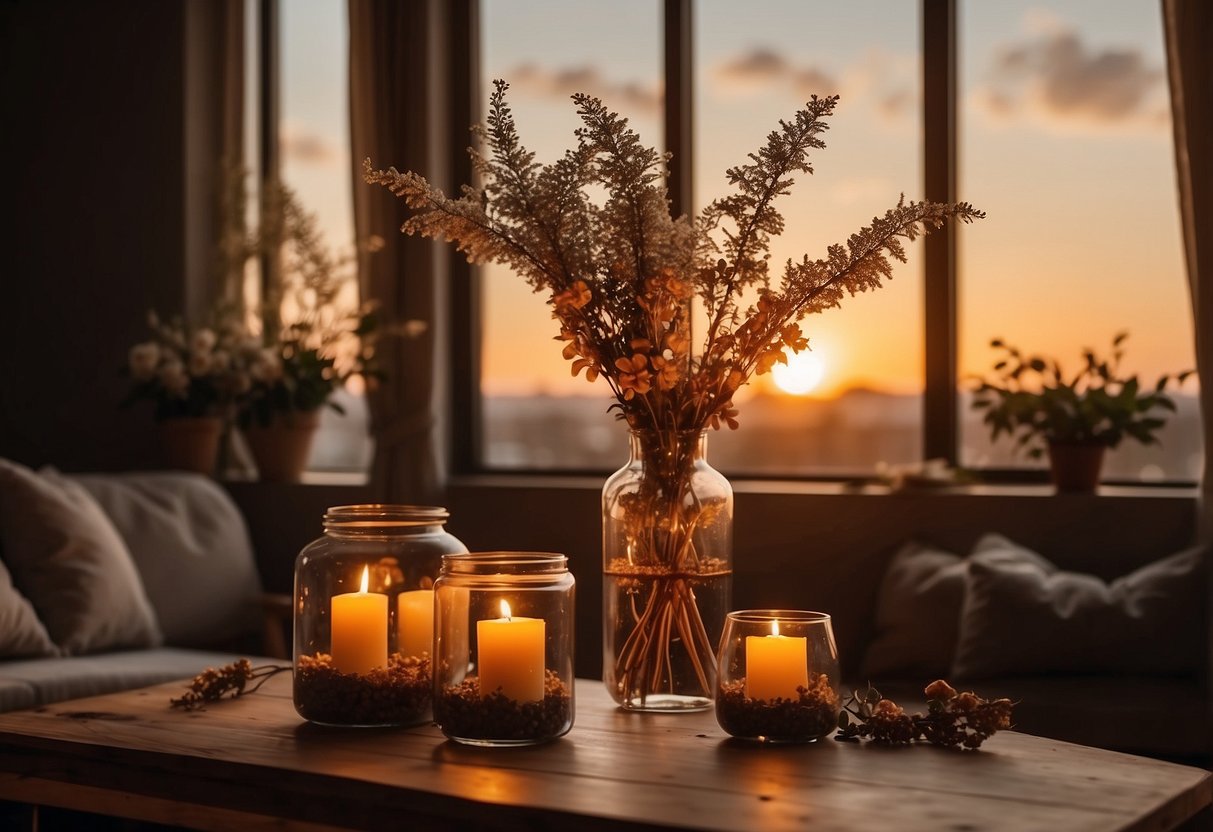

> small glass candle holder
[433,552,575,746]
[293,505,468,727]
[715,610,841,743]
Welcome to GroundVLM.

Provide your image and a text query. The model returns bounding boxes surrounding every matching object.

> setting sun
[771,350,826,396]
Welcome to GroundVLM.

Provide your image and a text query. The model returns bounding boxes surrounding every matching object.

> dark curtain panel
[1162,0,1213,540]
[348,0,457,503]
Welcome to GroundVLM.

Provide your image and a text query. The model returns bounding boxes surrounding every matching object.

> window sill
[446,473,1197,501]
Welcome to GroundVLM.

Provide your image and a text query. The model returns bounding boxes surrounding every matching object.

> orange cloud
[280,124,341,165]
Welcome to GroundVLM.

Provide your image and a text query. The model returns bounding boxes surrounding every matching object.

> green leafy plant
[971,332,1192,459]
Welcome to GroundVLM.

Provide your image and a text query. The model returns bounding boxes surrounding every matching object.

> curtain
[1162,0,1213,542]
[348,0,457,503]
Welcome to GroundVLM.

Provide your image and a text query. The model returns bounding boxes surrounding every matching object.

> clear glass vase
[292,504,468,727]
[603,429,733,711]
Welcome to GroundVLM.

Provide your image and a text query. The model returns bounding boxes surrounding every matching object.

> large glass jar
[293,504,467,727]
[433,552,575,746]
[603,429,733,712]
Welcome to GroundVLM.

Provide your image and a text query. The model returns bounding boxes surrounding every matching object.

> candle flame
[500,599,512,620]
[771,619,780,637]
[359,566,369,594]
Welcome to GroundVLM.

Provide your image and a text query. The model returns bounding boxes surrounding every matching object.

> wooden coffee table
[0,674,1208,831]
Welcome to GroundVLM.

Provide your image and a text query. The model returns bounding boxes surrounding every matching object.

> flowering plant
[367,81,983,703]
[225,178,401,429]
[121,311,254,422]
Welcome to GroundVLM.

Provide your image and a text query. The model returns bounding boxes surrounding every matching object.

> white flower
[401,319,428,339]
[188,352,213,377]
[210,349,232,372]
[128,342,161,381]
[158,360,189,397]
[191,328,216,354]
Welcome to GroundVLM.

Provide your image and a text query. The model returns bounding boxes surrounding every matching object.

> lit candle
[745,619,809,701]
[330,566,388,675]
[476,600,545,702]
[397,589,434,658]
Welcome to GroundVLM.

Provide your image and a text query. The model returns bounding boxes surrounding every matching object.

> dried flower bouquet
[367,81,983,705]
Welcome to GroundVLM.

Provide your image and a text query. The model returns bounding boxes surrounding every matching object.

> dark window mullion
[451,0,482,474]
[923,0,959,464]
[663,0,693,220]
[258,0,281,337]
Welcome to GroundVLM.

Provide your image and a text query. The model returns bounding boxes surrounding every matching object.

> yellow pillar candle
[397,589,434,658]
[745,620,809,701]
[330,566,388,675]
[476,600,545,702]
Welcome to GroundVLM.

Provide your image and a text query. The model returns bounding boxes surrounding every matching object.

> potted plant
[238,309,385,482]
[971,333,1192,492]
[122,312,253,475]
[234,180,393,482]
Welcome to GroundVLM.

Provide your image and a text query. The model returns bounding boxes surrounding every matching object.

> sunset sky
[277,0,1195,402]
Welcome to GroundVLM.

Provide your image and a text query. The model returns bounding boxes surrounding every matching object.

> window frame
[450,0,1194,488]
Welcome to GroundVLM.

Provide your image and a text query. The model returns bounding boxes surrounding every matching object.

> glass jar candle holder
[715,610,841,743]
[433,552,575,746]
[293,505,468,727]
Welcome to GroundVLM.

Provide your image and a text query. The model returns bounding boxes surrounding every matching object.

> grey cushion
[0,677,37,712]
[861,541,966,680]
[0,557,58,659]
[70,471,262,648]
[953,535,1206,680]
[0,648,264,710]
[0,459,161,655]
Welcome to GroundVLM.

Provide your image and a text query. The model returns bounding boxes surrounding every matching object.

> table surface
[0,674,1208,832]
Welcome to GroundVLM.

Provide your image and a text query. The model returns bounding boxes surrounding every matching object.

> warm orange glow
[772,351,826,395]
[331,565,387,675]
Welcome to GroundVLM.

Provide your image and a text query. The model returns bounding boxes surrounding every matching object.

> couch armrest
[260,593,292,659]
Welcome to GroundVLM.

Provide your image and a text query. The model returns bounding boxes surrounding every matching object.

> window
[471,0,1198,482]
[479,0,663,469]
[247,0,371,476]
[957,0,1199,482]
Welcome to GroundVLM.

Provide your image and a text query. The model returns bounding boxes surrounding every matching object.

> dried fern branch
[365,81,983,435]
[366,82,983,705]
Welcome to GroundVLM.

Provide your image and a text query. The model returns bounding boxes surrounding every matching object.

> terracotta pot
[243,410,321,482]
[1047,441,1107,493]
[157,417,223,476]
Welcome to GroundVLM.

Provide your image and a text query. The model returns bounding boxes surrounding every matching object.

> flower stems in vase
[604,429,731,710]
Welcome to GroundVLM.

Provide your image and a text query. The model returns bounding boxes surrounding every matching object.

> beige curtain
[348,0,456,503]
[1163,0,1213,541]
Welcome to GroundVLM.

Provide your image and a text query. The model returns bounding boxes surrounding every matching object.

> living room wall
[0,0,222,472]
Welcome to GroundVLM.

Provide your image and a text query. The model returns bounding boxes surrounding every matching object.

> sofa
[0,460,269,712]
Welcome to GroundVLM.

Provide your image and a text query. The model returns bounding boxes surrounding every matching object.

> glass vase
[432,552,575,746]
[292,504,468,727]
[603,429,733,711]
[715,610,841,743]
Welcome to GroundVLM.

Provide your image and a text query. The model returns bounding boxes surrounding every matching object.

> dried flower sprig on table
[169,659,291,711]
[366,81,983,705]
[835,680,1014,749]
